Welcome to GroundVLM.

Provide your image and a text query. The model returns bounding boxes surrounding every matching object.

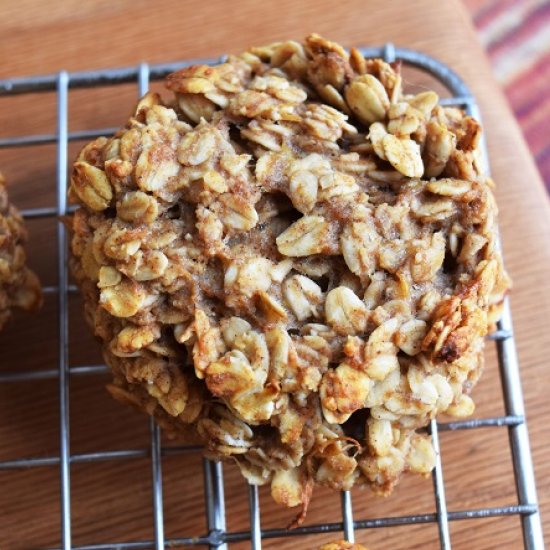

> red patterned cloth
[465,0,550,192]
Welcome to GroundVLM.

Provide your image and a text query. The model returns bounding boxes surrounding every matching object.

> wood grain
[0,1,549,549]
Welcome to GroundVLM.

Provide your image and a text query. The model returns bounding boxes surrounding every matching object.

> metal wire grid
[0,44,544,550]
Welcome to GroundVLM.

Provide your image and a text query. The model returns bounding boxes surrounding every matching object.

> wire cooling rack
[0,44,544,550]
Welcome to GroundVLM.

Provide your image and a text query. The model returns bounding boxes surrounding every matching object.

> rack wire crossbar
[0,45,543,550]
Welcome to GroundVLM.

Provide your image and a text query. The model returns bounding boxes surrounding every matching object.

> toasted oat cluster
[0,172,42,330]
[69,34,510,517]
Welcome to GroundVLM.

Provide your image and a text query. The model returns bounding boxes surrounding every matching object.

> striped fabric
[465,0,550,192]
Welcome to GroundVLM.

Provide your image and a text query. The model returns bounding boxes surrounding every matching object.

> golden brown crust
[69,34,510,516]
[0,172,42,330]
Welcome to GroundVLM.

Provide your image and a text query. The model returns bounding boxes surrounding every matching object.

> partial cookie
[69,34,510,518]
[0,172,42,330]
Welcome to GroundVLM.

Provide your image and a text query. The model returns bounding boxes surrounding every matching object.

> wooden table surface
[1,1,549,549]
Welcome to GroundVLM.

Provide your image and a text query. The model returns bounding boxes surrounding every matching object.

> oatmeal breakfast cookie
[320,542,369,550]
[69,34,510,517]
[0,172,42,330]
